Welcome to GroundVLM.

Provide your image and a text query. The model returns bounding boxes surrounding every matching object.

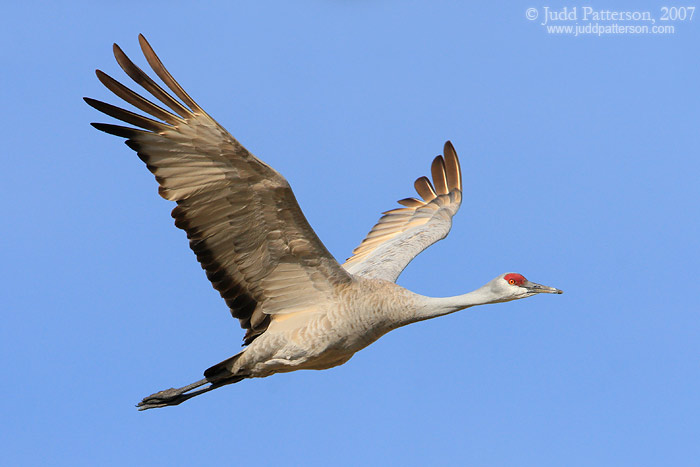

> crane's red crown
[504,273,526,286]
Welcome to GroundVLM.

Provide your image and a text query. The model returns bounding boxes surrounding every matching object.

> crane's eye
[504,273,526,286]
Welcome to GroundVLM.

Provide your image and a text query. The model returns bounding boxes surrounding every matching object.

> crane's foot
[137,378,213,411]
[136,374,246,410]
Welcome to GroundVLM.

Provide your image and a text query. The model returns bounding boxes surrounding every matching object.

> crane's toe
[137,378,211,411]
[138,388,189,410]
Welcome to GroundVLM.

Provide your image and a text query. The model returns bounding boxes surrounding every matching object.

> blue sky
[2,1,699,465]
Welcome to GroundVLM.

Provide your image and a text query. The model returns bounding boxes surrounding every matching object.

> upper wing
[342,142,462,282]
[86,35,351,345]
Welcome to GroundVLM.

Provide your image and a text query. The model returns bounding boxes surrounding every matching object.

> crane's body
[86,35,562,410]
[231,278,415,376]
[206,273,555,378]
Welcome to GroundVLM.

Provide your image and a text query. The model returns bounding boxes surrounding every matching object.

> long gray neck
[408,285,502,324]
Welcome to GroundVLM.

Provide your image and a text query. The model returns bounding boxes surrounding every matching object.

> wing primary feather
[89,36,355,346]
[138,34,203,113]
[431,156,448,195]
[343,142,463,282]
[443,140,462,191]
[95,70,184,125]
[397,197,424,207]
[90,122,148,138]
[112,43,192,119]
[414,176,437,201]
[83,97,171,133]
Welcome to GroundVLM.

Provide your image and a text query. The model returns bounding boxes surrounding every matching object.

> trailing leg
[137,353,246,410]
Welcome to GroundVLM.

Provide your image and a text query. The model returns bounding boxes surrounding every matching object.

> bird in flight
[86,35,562,410]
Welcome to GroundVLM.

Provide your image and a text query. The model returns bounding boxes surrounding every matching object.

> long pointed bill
[525,281,563,294]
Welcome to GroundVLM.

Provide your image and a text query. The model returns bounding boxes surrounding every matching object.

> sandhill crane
[86,35,562,410]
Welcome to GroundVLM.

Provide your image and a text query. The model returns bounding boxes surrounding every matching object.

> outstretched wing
[342,142,462,282]
[86,35,351,345]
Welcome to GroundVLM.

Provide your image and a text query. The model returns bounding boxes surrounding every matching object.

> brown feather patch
[414,176,437,201]
[443,140,462,192]
[138,34,202,113]
[96,69,183,125]
[431,156,448,195]
[112,43,191,119]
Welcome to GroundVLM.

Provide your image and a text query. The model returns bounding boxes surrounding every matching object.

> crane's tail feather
[203,354,241,380]
[137,354,246,411]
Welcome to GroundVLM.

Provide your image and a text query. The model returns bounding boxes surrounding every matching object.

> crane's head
[487,273,562,302]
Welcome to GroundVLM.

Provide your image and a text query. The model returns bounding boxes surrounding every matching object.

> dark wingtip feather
[84,96,170,133]
[397,197,424,208]
[83,96,99,108]
[124,139,143,152]
[414,176,437,201]
[90,122,144,139]
[95,68,182,125]
[111,39,191,119]
[137,34,151,52]
[138,34,202,112]
[112,42,125,62]
[443,140,462,192]
[431,156,448,195]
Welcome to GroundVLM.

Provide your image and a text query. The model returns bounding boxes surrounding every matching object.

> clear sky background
[2,1,699,466]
